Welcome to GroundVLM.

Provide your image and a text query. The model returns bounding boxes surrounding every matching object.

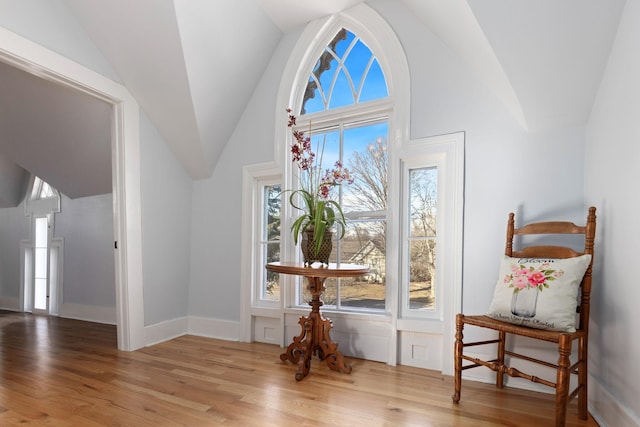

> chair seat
[459,314,585,344]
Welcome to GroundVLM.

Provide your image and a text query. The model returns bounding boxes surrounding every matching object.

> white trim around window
[396,132,464,375]
[240,161,283,343]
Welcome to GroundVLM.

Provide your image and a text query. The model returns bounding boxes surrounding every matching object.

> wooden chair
[452,207,596,427]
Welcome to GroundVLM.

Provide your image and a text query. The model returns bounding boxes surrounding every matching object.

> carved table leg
[280,275,352,380]
[315,312,351,373]
[280,316,313,364]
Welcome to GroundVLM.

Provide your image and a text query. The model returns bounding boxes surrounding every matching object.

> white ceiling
[0,0,626,207]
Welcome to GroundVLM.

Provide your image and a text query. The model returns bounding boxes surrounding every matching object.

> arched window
[30,176,57,200]
[248,5,462,372]
[291,27,391,311]
[302,28,388,114]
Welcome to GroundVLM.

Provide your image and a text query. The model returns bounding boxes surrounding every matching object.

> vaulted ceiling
[0,0,626,207]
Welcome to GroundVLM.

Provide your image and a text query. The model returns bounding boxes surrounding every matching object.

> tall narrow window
[295,28,390,311]
[242,162,283,341]
[260,183,281,302]
[407,167,437,310]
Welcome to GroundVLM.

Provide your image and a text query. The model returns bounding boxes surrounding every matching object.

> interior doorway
[0,26,145,350]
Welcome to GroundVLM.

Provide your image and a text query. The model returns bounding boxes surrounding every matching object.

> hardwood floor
[0,311,599,426]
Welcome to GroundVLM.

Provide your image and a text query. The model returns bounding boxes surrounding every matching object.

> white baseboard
[144,316,188,346]
[589,376,640,427]
[0,297,20,311]
[142,315,240,347]
[187,316,240,341]
[59,303,117,324]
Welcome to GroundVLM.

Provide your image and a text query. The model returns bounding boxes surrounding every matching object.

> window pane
[332,29,354,58]
[408,167,437,310]
[35,217,48,247]
[340,275,384,310]
[340,220,385,309]
[343,123,388,214]
[309,129,340,193]
[303,74,324,115]
[261,184,281,302]
[35,247,48,278]
[41,182,54,198]
[31,176,43,200]
[344,40,371,92]
[409,239,435,310]
[328,68,354,110]
[409,167,437,238]
[360,59,388,102]
[302,28,388,114]
[35,278,47,310]
[261,241,281,301]
[263,185,281,241]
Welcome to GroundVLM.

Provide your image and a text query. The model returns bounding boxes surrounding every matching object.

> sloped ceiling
[0,59,112,203]
[63,0,283,180]
[0,0,626,207]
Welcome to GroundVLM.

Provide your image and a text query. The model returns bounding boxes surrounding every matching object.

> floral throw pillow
[487,255,591,332]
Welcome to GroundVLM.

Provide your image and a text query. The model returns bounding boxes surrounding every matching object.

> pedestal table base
[280,276,351,381]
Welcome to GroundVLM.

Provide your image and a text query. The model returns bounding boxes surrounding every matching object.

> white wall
[585,1,640,426]
[140,111,192,326]
[0,203,30,302]
[55,193,115,311]
[187,29,296,323]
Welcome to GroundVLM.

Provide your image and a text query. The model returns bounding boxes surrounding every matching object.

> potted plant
[285,108,353,264]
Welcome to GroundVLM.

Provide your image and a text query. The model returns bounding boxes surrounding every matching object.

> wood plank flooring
[0,311,599,426]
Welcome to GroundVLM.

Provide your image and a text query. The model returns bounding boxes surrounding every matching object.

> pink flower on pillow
[504,261,564,293]
[512,275,529,289]
[528,271,547,286]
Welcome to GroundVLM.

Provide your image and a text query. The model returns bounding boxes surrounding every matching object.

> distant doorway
[22,177,60,316]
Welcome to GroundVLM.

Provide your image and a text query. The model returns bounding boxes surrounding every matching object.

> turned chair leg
[452,314,464,403]
[496,331,506,388]
[556,335,572,427]
[577,336,588,420]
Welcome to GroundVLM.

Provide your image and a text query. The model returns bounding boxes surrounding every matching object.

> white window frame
[291,105,392,313]
[32,214,51,314]
[396,132,464,374]
[400,158,443,320]
[272,4,411,365]
[254,176,282,309]
[240,162,283,342]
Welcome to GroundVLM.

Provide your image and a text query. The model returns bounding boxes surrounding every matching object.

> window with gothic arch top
[292,28,395,311]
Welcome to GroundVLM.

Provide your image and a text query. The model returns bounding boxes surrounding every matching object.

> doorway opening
[22,177,62,316]
[1,26,145,350]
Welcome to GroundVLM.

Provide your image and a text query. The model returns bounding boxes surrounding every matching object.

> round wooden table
[265,262,370,381]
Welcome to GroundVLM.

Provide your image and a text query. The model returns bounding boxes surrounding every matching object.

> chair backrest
[504,207,596,333]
